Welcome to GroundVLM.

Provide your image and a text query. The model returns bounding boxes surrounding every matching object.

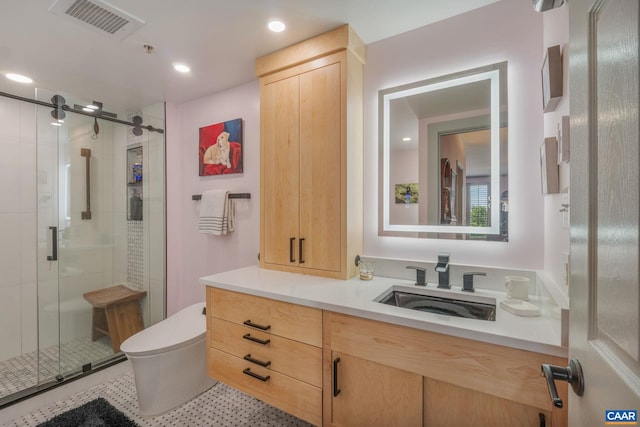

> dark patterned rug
[36,397,139,427]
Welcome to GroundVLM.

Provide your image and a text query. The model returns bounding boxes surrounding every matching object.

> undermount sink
[374,285,496,321]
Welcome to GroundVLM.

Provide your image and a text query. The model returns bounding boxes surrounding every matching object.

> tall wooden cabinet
[256,25,365,279]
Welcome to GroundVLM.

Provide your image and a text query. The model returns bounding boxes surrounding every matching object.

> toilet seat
[120,302,206,357]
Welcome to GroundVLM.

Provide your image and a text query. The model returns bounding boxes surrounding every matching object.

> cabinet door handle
[47,226,58,261]
[243,368,270,382]
[299,238,305,264]
[244,354,271,367]
[333,357,341,397]
[243,320,271,331]
[289,237,296,262]
[242,333,271,345]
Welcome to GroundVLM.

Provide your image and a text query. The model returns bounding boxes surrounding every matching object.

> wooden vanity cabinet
[206,288,323,426]
[323,312,568,427]
[256,25,365,280]
[205,285,567,426]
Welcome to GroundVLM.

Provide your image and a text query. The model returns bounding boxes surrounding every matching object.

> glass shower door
[0,88,164,406]
[37,92,113,383]
[36,91,120,386]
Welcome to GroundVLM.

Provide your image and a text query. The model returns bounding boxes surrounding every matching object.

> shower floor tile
[0,337,113,400]
[5,370,314,427]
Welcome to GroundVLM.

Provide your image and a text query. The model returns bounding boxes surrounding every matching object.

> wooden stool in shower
[83,285,147,353]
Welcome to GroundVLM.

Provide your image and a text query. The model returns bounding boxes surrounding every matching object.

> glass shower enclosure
[0,88,165,405]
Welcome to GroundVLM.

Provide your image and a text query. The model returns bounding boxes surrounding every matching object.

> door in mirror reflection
[436,127,508,240]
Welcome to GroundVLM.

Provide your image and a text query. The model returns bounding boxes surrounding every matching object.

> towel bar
[192,193,251,201]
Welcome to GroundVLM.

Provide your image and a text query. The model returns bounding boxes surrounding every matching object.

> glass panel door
[36,89,119,384]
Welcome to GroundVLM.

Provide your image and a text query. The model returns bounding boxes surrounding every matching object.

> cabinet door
[261,76,300,266]
[330,352,422,427]
[298,62,342,272]
[424,379,552,427]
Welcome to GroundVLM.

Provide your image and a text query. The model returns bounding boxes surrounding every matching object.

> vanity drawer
[208,347,322,426]
[207,287,322,346]
[209,317,322,387]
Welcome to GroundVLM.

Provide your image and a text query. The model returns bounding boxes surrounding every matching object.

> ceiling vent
[48,0,145,41]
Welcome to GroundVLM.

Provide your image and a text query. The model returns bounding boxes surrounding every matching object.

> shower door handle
[47,226,57,261]
[81,148,92,220]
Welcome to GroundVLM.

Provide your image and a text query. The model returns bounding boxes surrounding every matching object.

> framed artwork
[540,137,559,194]
[557,115,570,163]
[395,183,419,204]
[199,118,243,176]
[542,45,563,113]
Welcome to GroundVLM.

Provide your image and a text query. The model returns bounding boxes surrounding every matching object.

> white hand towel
[198,190,234,235]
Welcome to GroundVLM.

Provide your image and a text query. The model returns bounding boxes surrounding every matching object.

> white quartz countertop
[200,265,567,357]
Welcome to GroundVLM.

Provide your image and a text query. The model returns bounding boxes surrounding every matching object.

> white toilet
[120,302,217,416]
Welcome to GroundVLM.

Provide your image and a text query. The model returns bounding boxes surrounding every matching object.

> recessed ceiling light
[51,122,63,127]
[402,137,412,142]
[268,20,286,32]
[173,63,191,73]
[6,73,33,84]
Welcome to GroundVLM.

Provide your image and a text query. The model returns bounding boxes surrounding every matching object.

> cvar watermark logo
[606,410,638,425]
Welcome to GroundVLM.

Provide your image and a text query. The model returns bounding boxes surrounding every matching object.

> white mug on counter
[505,275,530,300]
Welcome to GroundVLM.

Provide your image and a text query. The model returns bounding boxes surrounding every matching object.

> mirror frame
[379,61,507,236]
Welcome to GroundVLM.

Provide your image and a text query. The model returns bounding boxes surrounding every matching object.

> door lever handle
[541,358,585,408]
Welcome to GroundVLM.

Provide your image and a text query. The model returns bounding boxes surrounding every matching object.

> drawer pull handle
[243,333,271,345]
[244,354,271,367]
[333,357,341,397]
[289,237,296,262]
[299,238,305,264]
[243,368,270,382]
[243,320,271,331]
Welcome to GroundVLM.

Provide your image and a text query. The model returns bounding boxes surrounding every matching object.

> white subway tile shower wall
[0,98,37,361]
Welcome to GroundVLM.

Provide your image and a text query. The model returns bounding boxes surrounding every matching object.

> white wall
[164,0,567,312]
[166,80,260,315]
[542,4,570,305]
[363,0,546,269]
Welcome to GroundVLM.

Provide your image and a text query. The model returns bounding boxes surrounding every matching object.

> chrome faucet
[435,253,450,289]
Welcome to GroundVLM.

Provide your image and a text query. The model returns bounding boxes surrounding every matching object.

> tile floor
[0,337,113,400]
[4,370,314,427]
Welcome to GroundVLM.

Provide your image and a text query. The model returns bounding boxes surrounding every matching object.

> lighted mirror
[379,61,508,240]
